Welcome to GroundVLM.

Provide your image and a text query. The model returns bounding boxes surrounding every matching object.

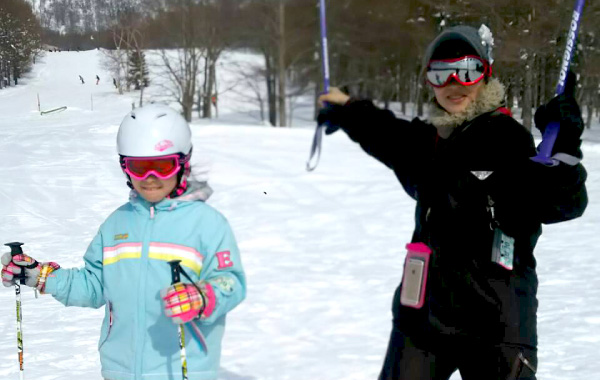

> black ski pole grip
[5,242,26,285]
[168,260,182,285]
[5,242,24,256]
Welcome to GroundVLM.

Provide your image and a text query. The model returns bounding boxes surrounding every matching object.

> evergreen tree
[127,49,149,90]
[0,0,41,88]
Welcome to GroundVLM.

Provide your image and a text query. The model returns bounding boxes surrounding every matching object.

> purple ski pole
[531,0,585,165]
[306,0,330,171]
[318,0,330,93]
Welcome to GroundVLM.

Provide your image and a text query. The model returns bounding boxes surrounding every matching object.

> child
[2,104,246,380]
[318,25,587,380]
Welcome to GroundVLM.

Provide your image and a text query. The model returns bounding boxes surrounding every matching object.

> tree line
[14,0,600,127]
[0,0,41,89]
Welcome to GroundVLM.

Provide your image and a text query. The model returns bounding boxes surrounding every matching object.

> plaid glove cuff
[198,281,216,320]
[36,262,60,293]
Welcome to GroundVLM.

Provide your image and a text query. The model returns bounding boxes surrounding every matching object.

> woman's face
[432,80,484,114]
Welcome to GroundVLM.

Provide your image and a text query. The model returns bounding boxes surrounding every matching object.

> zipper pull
[487,195,497,230]
[150,206,155,219]
[519,352,537,373]
[487,196,495,218]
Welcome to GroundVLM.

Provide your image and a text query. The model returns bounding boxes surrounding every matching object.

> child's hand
[161,282,206,324]
[1,252,60,292]
[318,87,350,107]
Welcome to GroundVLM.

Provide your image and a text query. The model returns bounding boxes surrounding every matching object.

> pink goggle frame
[121,154,188,181]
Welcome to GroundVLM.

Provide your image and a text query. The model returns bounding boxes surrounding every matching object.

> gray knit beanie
[423,25,494,67]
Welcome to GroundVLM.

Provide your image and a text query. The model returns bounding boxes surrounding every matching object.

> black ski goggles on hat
[426,55,491,88]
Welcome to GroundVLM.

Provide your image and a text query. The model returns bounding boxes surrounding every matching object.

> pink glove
[161,282,208,324]
[1,252,60,293]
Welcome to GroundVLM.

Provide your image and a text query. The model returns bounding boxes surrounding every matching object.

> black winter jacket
[326,98,588,347]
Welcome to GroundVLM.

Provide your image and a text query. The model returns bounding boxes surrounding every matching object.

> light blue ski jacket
[44,185,246,380]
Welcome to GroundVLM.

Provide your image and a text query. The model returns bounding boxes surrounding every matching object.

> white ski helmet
[117,104,192,157]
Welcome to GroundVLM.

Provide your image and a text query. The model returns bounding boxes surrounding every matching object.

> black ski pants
[379,327,537,380]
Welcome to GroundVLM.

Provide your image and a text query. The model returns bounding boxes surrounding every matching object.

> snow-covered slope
[0,50,599,380]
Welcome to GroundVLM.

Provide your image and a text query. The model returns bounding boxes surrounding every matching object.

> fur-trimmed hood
[129,179,213,210]
[428,78,506,138]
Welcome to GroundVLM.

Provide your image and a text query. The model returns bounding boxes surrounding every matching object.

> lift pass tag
[491,228,515,270]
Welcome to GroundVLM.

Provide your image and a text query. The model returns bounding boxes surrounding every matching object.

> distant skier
[318,25,587,380]
[113,77,117,89]
[96,75,100,85]
[78,75,84,84]
[1,105,246,380]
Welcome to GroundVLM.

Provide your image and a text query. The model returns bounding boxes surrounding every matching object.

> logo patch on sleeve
[216,251,234,270]
[213,276,235,293]
[114,233,129,241]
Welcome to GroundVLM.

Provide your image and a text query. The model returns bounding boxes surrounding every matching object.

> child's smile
[131,175,178,203]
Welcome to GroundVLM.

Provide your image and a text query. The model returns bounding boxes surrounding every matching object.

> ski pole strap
[531,0,585,166]
[190,320,208,352]
[178,266,207,316]
[306,124,325,171]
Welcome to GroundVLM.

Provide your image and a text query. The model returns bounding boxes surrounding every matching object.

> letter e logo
[216,251,233,270]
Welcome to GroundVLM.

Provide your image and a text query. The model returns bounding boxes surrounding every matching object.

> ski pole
[168,260,189,380]
[531,0,585,165]
[306,0,330,171]
[5,242,26,380]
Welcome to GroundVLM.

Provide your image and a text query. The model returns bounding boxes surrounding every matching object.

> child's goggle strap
[120,153,190,181]
[426,55,491,88]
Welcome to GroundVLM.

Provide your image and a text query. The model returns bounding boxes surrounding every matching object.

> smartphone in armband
[400,243,432,309]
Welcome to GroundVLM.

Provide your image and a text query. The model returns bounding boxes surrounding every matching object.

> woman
[318,25,587,380]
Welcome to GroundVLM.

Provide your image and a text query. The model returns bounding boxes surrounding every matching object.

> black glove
[534,73,583,159]
[317,104,346,135]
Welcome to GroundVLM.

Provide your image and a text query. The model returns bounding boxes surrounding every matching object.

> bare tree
[101,1,144,95]
[23,0,600,126]
[226,59,268,122]
[152,0,206,122]
[101,34,128,95]
[127,30,148,106]
[197,0,238,119]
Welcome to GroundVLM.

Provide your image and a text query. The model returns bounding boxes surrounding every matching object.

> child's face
[432,80,484,114]
[131,175,178,203]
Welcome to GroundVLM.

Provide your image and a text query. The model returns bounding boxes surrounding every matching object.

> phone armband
[400,243,432,309]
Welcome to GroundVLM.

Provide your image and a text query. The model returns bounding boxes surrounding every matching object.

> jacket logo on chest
[114,233,129,241]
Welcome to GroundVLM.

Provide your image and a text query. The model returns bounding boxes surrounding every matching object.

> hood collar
[428,78,505,138]
[130,179,213,212]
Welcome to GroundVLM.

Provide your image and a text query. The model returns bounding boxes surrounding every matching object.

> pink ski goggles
[426,55,491,88]
[121,154,188,181]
